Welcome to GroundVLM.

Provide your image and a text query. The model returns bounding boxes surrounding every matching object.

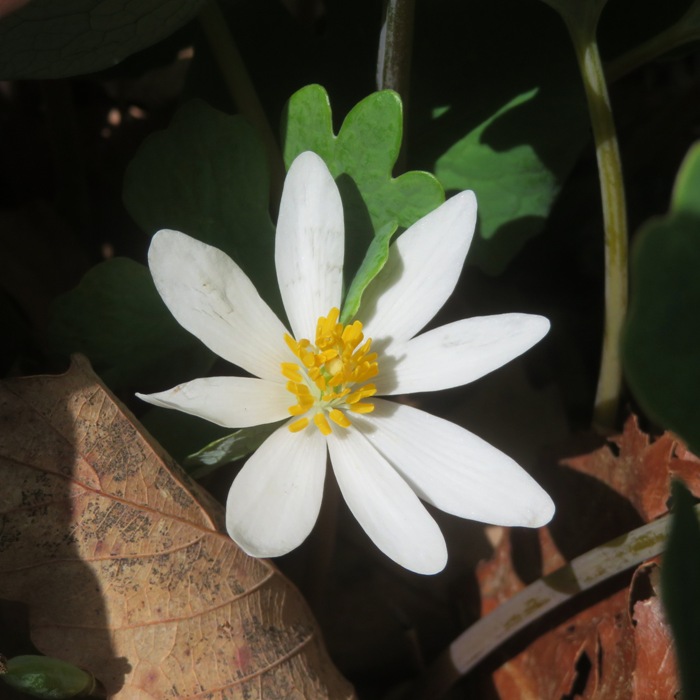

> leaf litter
[0,356,354,699]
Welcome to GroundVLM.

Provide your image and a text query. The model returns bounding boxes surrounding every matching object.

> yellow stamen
[289,417,310,432]
[282,307,379,434]
[314,412,332,436]
[329,409,351,428]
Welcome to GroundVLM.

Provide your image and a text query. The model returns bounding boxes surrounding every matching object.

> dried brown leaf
[561,415,700,522]
[475,419,689,700]
[0,356,355,699]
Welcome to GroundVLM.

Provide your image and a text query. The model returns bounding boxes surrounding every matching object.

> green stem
[571,35,628,430]
[405,505,695,700]
[607,0,700,82]
[198,0,285,207]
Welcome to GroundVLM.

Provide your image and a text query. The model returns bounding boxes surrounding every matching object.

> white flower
[137,151,555,575]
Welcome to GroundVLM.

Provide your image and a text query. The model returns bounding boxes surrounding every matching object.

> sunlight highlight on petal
[326,427,447,574]
[226,424,327,557]
[276,151,344,341]
[136,377,291,428]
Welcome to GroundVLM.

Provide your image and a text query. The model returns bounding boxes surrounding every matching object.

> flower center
[281,307,378,435]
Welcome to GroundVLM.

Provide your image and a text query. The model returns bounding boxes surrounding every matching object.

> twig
[406,506,694,699]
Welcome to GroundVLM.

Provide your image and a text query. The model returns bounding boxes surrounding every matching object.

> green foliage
[0,0,206,79]
[47,258,213,392]
[661,480,700,700]
[434,86,585,274]
[184,423,282,478]
[281,84,444,322]
[123,99,280,312]
[1,654,96,698]
[623,142,700,454]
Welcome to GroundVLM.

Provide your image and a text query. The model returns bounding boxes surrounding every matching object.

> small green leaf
[281,85,444,318]
[1,654,98,698]
[47,258,213,392]
[622,142,700,454]
[339,220,397,325]
[123,99,280,312]
[0,0,207,79]
[661,480,700,700]
[184,423,282,478]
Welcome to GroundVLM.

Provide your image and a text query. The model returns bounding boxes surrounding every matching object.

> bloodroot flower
[137,151,554,574]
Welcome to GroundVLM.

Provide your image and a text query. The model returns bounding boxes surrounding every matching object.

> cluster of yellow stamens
[281,308,378,435]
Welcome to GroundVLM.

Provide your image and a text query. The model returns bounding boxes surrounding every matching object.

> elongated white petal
[276,152,344,340]
[361,191,477,345]
[226,424,327,557]
[354,399,554,527]
[326,427,447,574]
[375,314,550,395]
[136,377,291,428]
[148,230,289,381]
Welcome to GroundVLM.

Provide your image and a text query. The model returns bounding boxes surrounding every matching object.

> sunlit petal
[361,191,477,345]
[355,399,555,527]
[276,151,344,340]
[148,230,290,381]
[326,427,447,574]
[376,314,550,395]
[226,425,327,557]
[136,377,291,428]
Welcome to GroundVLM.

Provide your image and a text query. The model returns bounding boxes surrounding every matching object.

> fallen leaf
[629,559,679,700]
[0,356,355,699]
[474,418,688,699]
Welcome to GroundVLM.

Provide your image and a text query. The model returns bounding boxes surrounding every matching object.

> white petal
[354,399,555,527]
[275,152,344,340]
[326,427,447,574]
[136,377,291,428]
[361,191,477,345]
[375,314,550,395]
[226,424,327,557]
[148,230,289,381]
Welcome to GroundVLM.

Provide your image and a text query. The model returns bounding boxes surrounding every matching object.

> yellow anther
[289,417,310,432]
[281,363,303,382]
[349,402,375,414]
[329,409,351,428]
[314,412,332,436]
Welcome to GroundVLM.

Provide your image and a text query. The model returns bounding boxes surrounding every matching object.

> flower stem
[571,35,629,431]
[376,0,416,171]
[198,0,285,206]
[405,505,693,700]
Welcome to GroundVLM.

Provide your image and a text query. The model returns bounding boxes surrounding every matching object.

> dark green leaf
[623,142,700,454]
[0,0,207,79]
[661,480,700,700]
[123,99,280,312]
[47,258,213,392]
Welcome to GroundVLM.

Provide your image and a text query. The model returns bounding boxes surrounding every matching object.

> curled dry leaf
[0,356,355,699]
[473,417,687,699]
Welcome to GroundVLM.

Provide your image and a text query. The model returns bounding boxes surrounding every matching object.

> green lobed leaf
[661,480,700,700]
[622,142,700,454]
[281,84,444,321]
[184,422,282,479]
[47,258,213,392]
[1,654,97,698]
[0,0,207,79]
[123,99,280,313]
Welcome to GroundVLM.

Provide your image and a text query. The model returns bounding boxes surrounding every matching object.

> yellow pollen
[281,308,378,435]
